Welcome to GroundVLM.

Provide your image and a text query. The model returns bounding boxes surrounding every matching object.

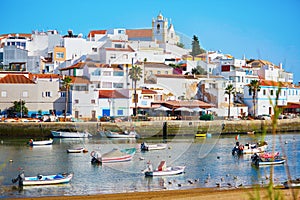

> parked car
[257,114,271,120]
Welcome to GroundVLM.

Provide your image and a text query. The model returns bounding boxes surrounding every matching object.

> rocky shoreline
[0,118,299,138]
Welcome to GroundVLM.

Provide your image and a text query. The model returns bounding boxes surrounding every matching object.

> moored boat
[141,142,167,151]
[29,139,53,146]
[105,130,138,138]
[12,171,73,186]
[283,178,300,188]
[251,152,285,166]
[51,129,92,138]
[67,147,88,153]
[90,147,136,163]
[232,141,268,155]
[143,161,185,176]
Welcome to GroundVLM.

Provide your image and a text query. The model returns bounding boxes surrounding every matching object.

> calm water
[0,132,299,198]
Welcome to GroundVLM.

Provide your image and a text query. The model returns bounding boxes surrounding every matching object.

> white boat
[67,147,88,153]
[90,148,136,163]
[12,171,73,186]
[51,129,92,138]
[251,152,285,166]
[141,142,167,151]
[105,130,138,138]
[283,178,300,188]
[232,141,268,155]
[29,139,53,146]
[144,161,185,176]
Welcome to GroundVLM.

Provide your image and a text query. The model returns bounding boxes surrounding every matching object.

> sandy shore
[6,187,299,200]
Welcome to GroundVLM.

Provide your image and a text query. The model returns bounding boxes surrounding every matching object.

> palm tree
[224,84,235,119]
[247,80,261,118]
[129,65,143,116]
[62,76,72,121]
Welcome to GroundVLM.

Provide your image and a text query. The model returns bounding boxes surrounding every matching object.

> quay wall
[0,118,299,138]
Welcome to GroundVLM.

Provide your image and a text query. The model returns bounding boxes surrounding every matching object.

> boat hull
[29,139,53,146]
[105,131,137,138]
[14,172,73,186]
[91,148,136,163]
[141,143,167,151]
[67,147,88,153]
[145,166,185,176]
[51,130,91,138]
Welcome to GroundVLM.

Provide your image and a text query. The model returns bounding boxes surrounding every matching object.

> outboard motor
[12,171,24,186]
[251,153,260,166]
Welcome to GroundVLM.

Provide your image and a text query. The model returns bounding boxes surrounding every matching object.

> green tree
[129,65,143,116]
[62,76,72,121]
[191,35,206,58]
[248,80,261,118]
[176,42,184,48]
[8,100,28,117]
[224,84,235,119]
[191,66,207,75]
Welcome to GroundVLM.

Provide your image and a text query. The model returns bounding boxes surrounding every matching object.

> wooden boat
[144,161,185,176]
[251,152,285,166]
[51,129,92,138]
[105,130,138,138]
[247,131,255,135]
[141,142,167,151]
[29,139,53,146]
[12,171,73,186]
[90,148,136,163]
[67,147,88,153]
[283,178,300,188]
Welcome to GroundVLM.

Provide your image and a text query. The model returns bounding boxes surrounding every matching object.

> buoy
[9,160,13,162]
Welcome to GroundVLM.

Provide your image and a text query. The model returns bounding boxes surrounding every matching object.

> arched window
[157,24,160,33]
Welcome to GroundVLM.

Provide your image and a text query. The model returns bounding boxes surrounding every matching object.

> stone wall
[0,118,299,138]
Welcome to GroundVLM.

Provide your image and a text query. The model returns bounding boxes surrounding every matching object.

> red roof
[87,30,107,38]
[141,89,157,94]
[0,74,35,84]
[99,90,129,99]
[126,29,152,38]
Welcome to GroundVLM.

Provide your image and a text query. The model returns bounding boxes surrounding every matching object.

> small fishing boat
[105,130,138,138]
[67,147,88,153]
[144,161,185,177]
[90,148,136,163]
[232,141,268,155]
[251,152,285,166]
[29,139,53,146]
[51,129,92,138]
[141,142,167,151]
[12,171,73,186]
[283,178,300,188]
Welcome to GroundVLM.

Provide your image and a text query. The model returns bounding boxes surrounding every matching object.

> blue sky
[2,0,300,83]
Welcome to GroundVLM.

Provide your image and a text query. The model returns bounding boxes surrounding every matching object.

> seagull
[227,183,232,188]
[216,182,221,187]
[177,183,182,187]
[188,179,194,184]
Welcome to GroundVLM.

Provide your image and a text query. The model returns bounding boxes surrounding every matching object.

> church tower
[152,12,180,45]
[152,12,168,43]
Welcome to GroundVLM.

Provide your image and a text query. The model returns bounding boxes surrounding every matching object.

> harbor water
[0,132,299,198]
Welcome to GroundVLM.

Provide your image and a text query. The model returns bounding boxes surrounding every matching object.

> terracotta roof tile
[99,90,129,98]
[87,30,107,38]
[0,74,35,84]
[126,29,152,38]
[163,100,214,108]
[142,89,157,94]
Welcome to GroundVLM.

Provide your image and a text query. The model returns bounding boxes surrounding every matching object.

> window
[60,92,66,97]
[270,90,273,96]
[114,44,122,48]
[102,82,112,88]
[249,89,252,96]
[1,91,7,97]
[117,109,123,115]
[263,89,266,95]
[56,52,64,58]
[92,69,101,76]
[91,99,95,104]
[22,91,28,98]
[225,97,228,102]
[113,71,124,76]
[75,99,79,104]
[157,71,161,74]
[92,47,97,52]
[157,24,160,33]
[165,71,168,74]
[102,71,111,76]
[113,82,124,88]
